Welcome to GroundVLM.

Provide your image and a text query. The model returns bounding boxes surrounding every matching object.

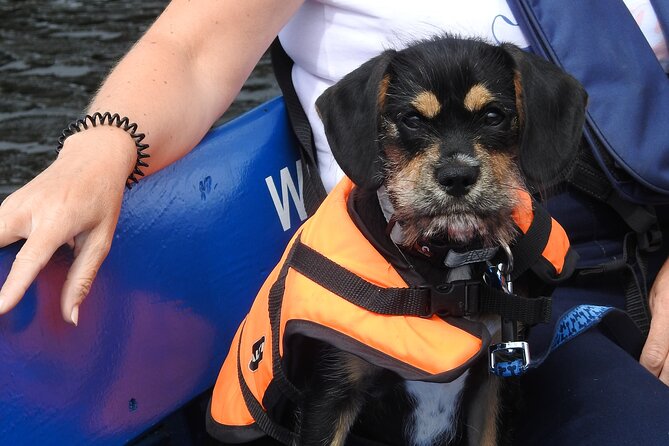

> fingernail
[70,305,79,326]
[0,297,6,314]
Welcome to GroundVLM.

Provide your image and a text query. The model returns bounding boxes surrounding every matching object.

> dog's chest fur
[404,373,470,445]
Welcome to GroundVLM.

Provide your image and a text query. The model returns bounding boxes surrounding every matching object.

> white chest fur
[404,371,469,445]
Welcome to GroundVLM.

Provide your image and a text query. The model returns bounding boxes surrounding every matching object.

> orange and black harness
[205,178,596,444]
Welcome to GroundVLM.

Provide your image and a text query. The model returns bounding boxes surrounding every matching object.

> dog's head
[316,36,586,248]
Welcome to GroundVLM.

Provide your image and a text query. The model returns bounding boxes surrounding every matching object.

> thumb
[640,301,669,384]
[60,229,113,325]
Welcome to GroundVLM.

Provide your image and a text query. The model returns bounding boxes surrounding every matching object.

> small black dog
[295,36,587,446]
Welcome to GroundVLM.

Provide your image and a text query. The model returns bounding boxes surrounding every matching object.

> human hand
[0,126,136,325]
[641,255,669,385]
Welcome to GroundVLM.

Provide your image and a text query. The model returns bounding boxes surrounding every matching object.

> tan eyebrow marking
[464,84,493,112]
[411,90,441,118]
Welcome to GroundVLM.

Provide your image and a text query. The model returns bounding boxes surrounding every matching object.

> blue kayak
[0,97,305,444]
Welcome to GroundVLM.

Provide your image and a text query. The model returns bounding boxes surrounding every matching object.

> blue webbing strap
[507,0,669,200]
[491,305,644,377]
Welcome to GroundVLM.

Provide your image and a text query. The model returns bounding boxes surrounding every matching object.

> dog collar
[378,186,501,266]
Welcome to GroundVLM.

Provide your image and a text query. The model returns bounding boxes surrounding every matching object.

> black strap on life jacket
[236,243,303,445]
[270,39,328,216]
[288,240,552,325]
[236,320,297,445]
[508,197,579,284]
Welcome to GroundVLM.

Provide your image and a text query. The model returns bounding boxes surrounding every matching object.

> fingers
[640,306,669,385]
[0,229,62,315]
[0,212,25,248]
[642,257,669,386]
[0,213,115,324]
[60,229,113,325]
[0,152,126,323]
[661,358,669,385]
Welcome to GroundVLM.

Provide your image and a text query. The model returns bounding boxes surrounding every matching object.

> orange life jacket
[206,177,573,444]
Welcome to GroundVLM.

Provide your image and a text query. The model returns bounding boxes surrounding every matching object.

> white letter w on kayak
[265,160,308,231]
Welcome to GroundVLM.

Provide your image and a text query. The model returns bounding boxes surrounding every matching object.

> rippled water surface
[0,0,280,195]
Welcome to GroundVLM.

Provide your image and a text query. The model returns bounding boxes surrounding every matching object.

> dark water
[0,0,280,196]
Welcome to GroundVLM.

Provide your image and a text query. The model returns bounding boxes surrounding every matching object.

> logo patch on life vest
[249,336,266,372]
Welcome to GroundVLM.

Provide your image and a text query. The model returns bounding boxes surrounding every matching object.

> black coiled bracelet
[56,112,150,189]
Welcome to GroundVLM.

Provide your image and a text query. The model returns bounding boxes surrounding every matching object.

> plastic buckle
[422,280,480,317]
[489,341,530,377]
[637,225,663,253]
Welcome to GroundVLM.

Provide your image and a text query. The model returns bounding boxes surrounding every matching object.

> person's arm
[88,0,305,175]
[0,0,305,324]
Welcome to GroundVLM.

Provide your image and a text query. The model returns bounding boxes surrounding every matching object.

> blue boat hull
[0,97,306,444]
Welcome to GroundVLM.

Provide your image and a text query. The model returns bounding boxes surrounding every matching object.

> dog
[290,35,587,446]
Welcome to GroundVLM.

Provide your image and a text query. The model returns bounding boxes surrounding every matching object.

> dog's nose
[437,165,480,196]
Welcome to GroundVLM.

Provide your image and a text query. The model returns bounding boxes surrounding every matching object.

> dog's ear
[502,44,588,191]
[316,50,396,189]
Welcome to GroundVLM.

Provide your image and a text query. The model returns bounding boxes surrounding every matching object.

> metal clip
[489,341,530,377]
[483,243,514,294]
[497,243,513,294]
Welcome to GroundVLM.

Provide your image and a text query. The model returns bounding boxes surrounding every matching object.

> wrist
[57,113,150,188]
[57,126,139,187]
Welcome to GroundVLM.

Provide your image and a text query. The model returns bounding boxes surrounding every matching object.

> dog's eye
[484,108,506,126]
[400,113,422,131]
